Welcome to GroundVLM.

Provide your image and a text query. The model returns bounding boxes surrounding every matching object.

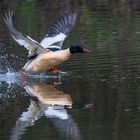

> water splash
[0,71,17,85]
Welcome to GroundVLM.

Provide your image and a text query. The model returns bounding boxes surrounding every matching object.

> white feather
[47,45,61,49]
[11,35,40,51]
[40,32,66,48]
[16,39,27,46]
[12,35,29,46]
[44,106,69,120]
[27,36,39,44]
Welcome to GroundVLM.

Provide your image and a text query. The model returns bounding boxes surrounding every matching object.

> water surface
[1,0,140,140]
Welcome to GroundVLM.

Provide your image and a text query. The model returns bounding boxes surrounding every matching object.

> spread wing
[3,10,48,57]
[40,12,77,50]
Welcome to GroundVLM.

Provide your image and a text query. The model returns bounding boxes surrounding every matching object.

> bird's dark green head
[69,45,90,54]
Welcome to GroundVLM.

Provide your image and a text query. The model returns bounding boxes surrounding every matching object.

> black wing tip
[62,9,79,16]
[59,11,78,23]
[3,10,14,28]
[48,11,78,36]
[3,10,13,20]
[63,11,78,17]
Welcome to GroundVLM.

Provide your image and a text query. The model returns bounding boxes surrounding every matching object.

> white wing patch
[44,106,69,120]
[11,35,40,51]
[40,32,66,48]
[12,35,29,47]
[27,36,39,44]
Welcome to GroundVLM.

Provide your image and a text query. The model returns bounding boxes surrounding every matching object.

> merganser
[4,10,90,73]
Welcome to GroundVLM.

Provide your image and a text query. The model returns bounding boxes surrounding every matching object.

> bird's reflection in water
[10,78,81,140]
